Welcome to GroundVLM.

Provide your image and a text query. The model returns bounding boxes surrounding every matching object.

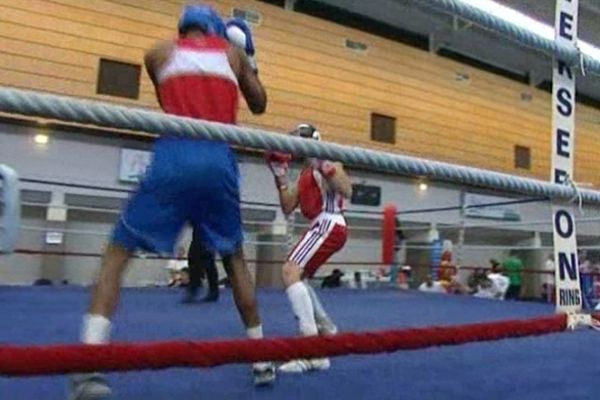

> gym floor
[0,286,598,400]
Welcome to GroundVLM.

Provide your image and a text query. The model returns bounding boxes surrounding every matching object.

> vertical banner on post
[551,0,582,313]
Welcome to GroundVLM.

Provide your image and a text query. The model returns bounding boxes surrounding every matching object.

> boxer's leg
[193,147,275,385]
[200,247,219,302]
[184,232,205,303]
[71,144,187,399]
[304,282,337,335]
[279,222,347,374]
[284,226,322,337]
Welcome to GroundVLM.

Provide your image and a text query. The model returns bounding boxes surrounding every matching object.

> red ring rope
[0,314,574,376]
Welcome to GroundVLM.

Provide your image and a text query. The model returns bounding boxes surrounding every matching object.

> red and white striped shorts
[288,215,348,278]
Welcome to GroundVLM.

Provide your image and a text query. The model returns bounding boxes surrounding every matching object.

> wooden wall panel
[0,0,598,186]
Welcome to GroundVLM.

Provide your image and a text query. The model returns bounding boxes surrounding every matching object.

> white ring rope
[1,88,599,204]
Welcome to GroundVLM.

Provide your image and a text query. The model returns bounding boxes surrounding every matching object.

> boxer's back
[156,36,239,124]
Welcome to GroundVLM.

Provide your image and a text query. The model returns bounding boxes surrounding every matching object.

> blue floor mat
[0,286,598,400]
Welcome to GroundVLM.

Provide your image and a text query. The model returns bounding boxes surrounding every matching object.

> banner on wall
[430,239,442,279]
[119,149,152,183]
[551,0,582,313]
[463,193,521,221]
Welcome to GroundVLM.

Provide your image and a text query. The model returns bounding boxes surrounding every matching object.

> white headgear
[292,123,321,141]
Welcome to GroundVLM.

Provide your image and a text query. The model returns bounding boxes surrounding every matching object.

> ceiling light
[34,134,49,145]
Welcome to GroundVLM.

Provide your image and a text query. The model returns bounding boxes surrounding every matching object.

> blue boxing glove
[226,18,257,72]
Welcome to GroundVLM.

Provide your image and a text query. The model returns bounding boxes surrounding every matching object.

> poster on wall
[45,232,64,245]
[463,193,521,221]
[119,149,152,183]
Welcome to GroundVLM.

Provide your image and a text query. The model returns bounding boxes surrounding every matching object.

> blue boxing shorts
[112,137,243,256]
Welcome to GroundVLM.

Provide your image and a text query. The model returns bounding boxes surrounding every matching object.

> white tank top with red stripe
[298,167,346,224]
[157,37,239,124]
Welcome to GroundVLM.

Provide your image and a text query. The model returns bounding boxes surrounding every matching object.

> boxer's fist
[226,18,257,71]
[265,151,292,189]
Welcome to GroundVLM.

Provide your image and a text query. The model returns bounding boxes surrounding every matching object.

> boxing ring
[1,0,600,399]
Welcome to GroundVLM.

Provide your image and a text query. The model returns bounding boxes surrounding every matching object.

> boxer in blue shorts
[70,5,274,399]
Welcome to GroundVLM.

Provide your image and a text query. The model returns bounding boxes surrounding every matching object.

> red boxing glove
[265,151,292,164]
[265,151,292,189]
[309,158,337,178]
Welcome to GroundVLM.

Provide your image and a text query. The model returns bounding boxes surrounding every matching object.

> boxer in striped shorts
[265,124,353,373]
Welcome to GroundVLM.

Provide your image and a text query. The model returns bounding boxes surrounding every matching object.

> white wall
[2,121,600,287]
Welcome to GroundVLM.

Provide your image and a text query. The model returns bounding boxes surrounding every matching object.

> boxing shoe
[253,362,276,386]
[278,358,330,374]
[68,373,111,400]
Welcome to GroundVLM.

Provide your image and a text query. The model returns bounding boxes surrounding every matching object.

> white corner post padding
[567,313,600,331]
[0,164,20,254]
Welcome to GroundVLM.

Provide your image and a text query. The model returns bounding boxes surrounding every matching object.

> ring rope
[11,248,599,278]
[8,248,600,275]
[1,88,600,204]
[416,0,600,75]
[0,314,575,376]
[19,177,281,209]
[396,197,547,215]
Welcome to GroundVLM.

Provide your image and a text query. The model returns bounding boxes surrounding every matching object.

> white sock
[303,281,328,321]
[246,325,272,370]
[286,281,318,336]
[246,325,263,340]
[81,314,111,344]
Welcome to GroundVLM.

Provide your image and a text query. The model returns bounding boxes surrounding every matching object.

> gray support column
[255,209,287,289]
[40,191,67,283]
[517,232,543,300]
[406,224,440,286]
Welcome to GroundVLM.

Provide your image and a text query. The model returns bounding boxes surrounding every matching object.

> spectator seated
[321,269,344,289]
[418,275,446,294]
[473,270,510,300]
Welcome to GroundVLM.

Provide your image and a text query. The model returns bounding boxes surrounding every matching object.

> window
[351,184,381,206]
[232,8,262,24]
[520,92,533,102]
[514,145,531,170]
[371,113,396,144]
[345,39,368,53]
[97,59,141,100]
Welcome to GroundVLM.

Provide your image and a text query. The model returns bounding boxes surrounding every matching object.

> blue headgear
[178,4,225,37]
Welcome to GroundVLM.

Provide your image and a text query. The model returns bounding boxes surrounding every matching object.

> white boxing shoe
[68,373,111,400]
[316,316,338,336]
[278,358,331,374]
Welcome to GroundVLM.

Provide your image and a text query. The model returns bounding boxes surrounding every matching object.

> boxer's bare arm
[227,47,267,114]
[278,183,299,216]
[144,40,175,108]
[323,162,353,199]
